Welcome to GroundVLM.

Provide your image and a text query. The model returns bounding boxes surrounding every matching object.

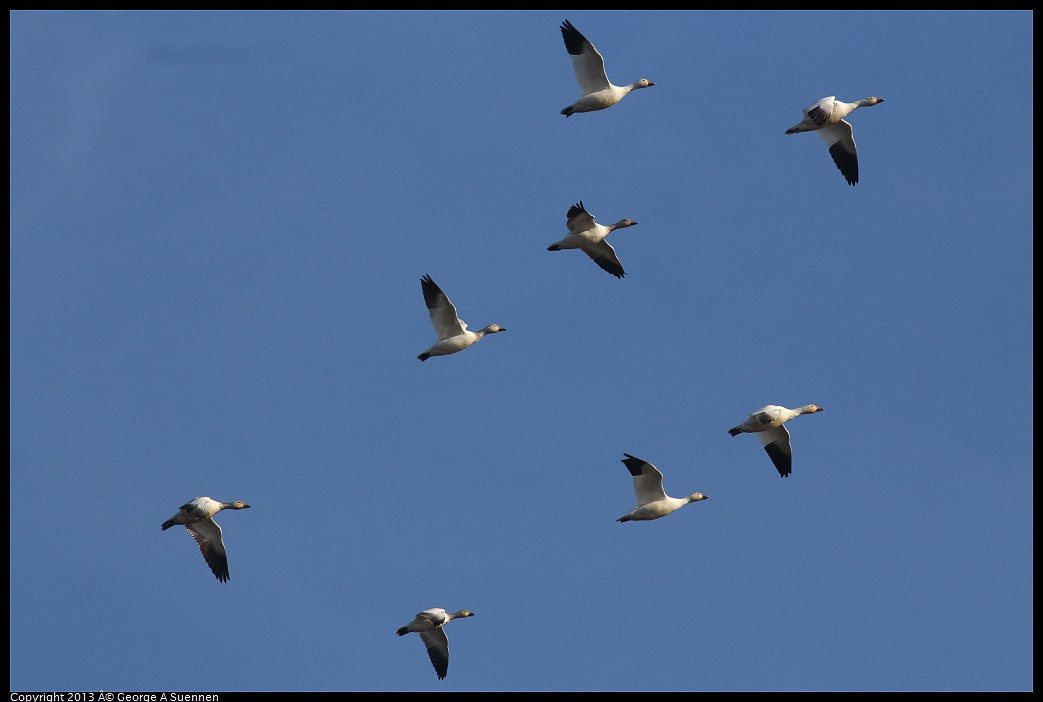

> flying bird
[559,19,654,117]
[161,496,251,583]
[616,453,708,522]
[547,201,637,278]
[785,96,885,185]
[417,275,505,361]
[397,608,475,680]
[728,404,825,477]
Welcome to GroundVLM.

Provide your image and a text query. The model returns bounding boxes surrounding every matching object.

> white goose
[397,608,475,680]
[417,275,505,361]
[547,201,637,278]
[728,404,824,478]
[616,453,708,522]
[161,496,251,583]
[785,96,885,185]
[559,19,654,117]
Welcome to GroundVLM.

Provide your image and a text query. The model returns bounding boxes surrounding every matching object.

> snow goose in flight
[161,496,250,583]
[397,608,475,680]
[616,454,708,522]
[417,275,505,361]
[728,404,824,478]
[785,96,884,185]
[559,19,654,117]
[547,201,637,278]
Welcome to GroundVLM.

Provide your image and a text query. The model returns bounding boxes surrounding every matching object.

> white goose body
[417,275,505,361]
[785,96,884,186]
[559,20,654,117]
[397,608,475,680]
[547,201,637,278]
[616,454,708,522]
[161,496,251,583]
[728,404,824,478]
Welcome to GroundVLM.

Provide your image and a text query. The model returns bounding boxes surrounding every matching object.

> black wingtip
[565,202,586,219]
[560,19,586,56]
[620,454,646,477]
[596,263,625,279]
[763,442,792,478]
[827,143,858,185]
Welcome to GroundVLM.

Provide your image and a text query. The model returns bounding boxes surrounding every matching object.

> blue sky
[9,10,1032,692]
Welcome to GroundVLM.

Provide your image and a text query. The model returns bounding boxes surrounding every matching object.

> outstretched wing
[561,20,611,94]
[419,627,451,680]
[582,240,625,278]
[817,120,859,185]
[622,454,668,506]
[185,517,230,582]
[757,426,793,477]
[421,275,467,339]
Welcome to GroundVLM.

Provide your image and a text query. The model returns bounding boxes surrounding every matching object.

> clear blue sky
[10,10,1032,692]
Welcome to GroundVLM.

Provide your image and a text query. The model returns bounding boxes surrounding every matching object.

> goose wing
[561,20,611,94]
[181,496,219,519]
[419,627,451,680]
[582,240,625,278]
[185,517,230,582]
[757,426,793,478]
[804,96,837,126]
[622,454,668,506]
[817,120,859,185]
[421,275,467,339]
[566,201,597,233]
